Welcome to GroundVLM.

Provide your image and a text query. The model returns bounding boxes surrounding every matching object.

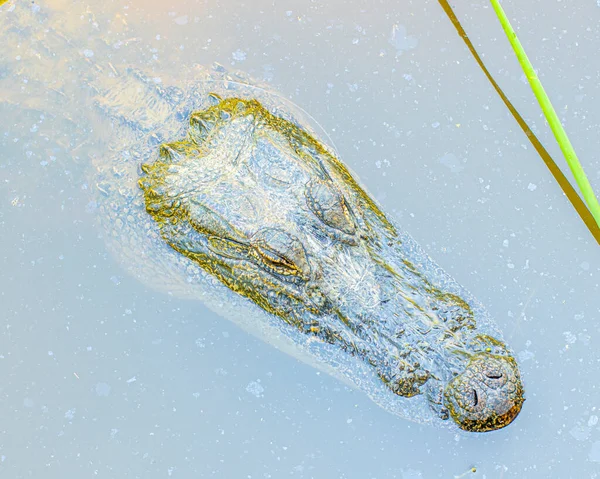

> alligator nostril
[444,353,524,431]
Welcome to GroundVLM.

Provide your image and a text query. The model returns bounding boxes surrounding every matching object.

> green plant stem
[490,0,600,227]
[437,0,600,243]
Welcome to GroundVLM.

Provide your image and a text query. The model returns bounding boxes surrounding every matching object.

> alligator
[1,0,524,432]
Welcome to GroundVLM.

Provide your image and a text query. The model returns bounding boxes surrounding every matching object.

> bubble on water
[232,49,247,62]
[389,24,418,54]
[563,331,577,344]
[439,153,464,173]
[246,380,264,398]
[518,350,535,362]
[401,469,423,479]
[95,382,111,397]
[174,15,188,25]
[589,441,600,462]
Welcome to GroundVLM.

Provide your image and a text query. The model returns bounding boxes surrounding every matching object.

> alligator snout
[443,353,524,432]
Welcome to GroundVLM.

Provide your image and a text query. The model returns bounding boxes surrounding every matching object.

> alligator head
[138,96,524,432]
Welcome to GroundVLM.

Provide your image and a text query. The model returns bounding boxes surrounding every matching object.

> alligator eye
[255,246,297,272]
[251,228,310,280]
[306,179,356,235]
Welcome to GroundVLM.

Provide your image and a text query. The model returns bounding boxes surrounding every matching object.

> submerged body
[2,0,523,432]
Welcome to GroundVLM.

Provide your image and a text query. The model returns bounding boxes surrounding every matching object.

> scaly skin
[1,0,524,431]
[139,97,525,432]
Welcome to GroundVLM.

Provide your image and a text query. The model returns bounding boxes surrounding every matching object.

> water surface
[1,0,600,477]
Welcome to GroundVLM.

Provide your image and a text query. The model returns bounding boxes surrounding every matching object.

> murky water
[1,0,600,477]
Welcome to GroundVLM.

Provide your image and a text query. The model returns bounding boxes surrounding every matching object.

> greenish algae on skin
[139,97,525,432]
